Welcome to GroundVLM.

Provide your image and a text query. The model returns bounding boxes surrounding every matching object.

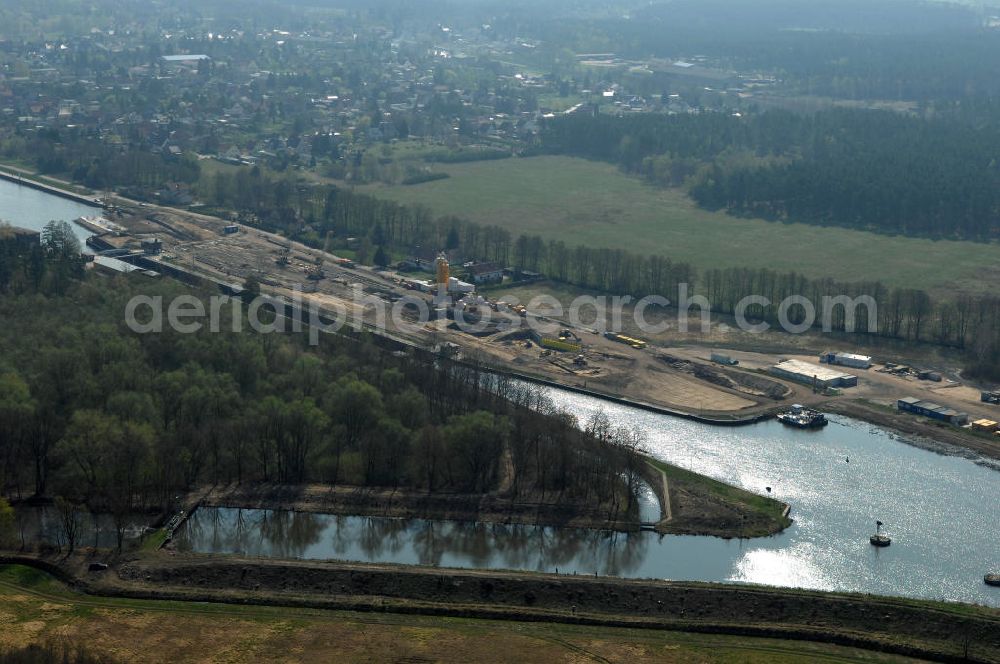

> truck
[710,353,739,366]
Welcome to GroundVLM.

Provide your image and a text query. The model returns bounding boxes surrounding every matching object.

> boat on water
[777,404,828,428]
[74,215,124,235]
[986,574,1000,587]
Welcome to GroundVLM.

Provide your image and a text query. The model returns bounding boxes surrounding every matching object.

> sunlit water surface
[179,387,1000,606]
[0,177,97,245]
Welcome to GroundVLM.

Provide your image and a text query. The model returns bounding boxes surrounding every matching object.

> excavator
[275,245,291,268]
[307,231,333,281]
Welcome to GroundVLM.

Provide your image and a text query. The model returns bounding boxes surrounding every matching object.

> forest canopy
[540,108,1000,240]
[0,254,644,549]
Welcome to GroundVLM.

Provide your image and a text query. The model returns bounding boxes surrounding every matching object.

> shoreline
[196,477,791,540]
[827,399,1000,467]
[480,364,780,426]
[199,483,646,534]
[505,364,1000,466]
[494,358,1000,466]
[0,165,103,207]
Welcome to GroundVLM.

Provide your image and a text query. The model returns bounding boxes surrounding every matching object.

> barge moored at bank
[777,404,828,429]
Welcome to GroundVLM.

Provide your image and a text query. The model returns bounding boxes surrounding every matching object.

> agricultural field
[0,565,924,664]
[356,155,1000,295]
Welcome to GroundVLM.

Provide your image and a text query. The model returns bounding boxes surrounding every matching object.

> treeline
[0,221,85,295]
[0,131,200,191]
[0,254,643,550]
[541,109,1000,240]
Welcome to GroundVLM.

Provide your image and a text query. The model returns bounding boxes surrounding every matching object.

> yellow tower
[435,252,450,288]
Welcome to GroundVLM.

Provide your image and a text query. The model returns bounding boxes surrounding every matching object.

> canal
[0,176,98,246]
[178,387,1000,607]
[3,176,997,606]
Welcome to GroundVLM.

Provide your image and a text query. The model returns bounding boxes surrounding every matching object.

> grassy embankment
[354,154,1000,295]
[647,457,791,537]
[0,564,943,663]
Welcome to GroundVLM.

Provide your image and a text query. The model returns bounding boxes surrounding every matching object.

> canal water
[0,176,97,246]
[178,388,1000,607]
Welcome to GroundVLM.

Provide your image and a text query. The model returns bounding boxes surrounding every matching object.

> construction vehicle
[559,328,581,342]
[307,231,334,281]
[275,245,291,268]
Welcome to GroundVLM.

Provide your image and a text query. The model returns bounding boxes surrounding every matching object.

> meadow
[357,155,1000,294]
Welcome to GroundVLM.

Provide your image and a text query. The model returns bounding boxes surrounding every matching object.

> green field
[0,565,926,663]
[357,155,1000,294]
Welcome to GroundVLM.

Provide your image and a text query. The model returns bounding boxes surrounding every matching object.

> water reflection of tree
[325,515,355,557]
[182,508,323,559]
[257,509,323,558]
[404,519,650,577]
[181,508,649,577]
[411,520,446,566]
[356,516,410,561]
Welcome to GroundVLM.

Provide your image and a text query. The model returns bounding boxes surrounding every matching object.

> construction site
[85,202,796,417]
[76,197,1000,457]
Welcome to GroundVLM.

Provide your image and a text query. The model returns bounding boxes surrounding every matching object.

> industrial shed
[896,397,968,425]
[769,359,858,388]
[820,351,872,369]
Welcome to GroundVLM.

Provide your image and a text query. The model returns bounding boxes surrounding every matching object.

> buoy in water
[870,534,892,547]
[870,520,891,547]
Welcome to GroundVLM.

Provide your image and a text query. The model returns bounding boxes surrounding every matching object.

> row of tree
[0,131,200,191]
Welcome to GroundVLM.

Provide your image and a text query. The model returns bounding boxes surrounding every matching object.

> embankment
[37,553,996,664]
[200,471,791,539]
[828,399,1000,466]
[481,366,778,426]
[0,167,102,207]
[641,458,790,538]
[200,483,643,532]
